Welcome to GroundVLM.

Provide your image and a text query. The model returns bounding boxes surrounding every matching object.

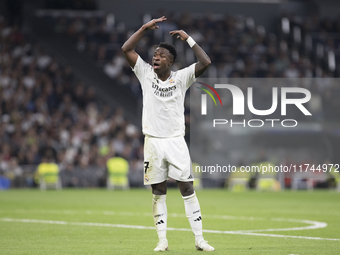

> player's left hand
[169,30,189,41]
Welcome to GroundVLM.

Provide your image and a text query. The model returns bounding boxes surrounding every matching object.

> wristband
[186,36,196,48]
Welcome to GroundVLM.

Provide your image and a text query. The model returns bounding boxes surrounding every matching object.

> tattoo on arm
[192,44,211,78]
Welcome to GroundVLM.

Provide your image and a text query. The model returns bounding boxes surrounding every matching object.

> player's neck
[156,69,171,81]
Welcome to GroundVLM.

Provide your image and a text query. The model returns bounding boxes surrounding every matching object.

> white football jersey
[132,55,197,138]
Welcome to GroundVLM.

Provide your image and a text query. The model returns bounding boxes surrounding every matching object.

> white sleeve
[131,55,151,86]
[177,63,197,89]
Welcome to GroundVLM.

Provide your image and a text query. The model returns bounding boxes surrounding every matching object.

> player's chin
[153,67,161,73]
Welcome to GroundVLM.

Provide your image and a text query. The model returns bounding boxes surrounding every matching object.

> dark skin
[152,47,174,81]
[122,17,211,196]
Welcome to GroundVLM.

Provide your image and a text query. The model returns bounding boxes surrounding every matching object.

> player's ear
[168,53,174,66]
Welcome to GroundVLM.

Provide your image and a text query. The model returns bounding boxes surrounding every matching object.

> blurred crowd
[58,12,340,79]
[0,16,144,185]
[1,9,340,187]
[44,0,97,10]
[45,11,340,121]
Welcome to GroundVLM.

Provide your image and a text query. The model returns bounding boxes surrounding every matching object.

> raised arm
[122,16,167,68]
[169,30,211,78]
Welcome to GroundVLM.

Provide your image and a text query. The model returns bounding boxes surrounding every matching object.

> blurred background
[0,0,339,190]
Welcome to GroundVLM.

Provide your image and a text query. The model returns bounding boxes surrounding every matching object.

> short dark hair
[158,42,177,62]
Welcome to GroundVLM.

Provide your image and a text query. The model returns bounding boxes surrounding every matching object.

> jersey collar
[154,71,173,83]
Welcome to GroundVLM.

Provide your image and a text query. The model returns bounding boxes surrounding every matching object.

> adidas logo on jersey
[187,174,193,179]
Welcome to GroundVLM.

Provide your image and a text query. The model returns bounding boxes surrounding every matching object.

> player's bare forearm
[121,26,147,53]
[191,44,211,78]
[121,26,147,67]
[170,30,211,77]
[122,16,167,68]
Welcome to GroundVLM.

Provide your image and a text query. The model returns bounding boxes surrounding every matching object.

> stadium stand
[35,11,339,124]
[0,14,144,188]
[1,0,339,189]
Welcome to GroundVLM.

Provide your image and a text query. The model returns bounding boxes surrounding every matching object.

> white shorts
[143,135,194,185]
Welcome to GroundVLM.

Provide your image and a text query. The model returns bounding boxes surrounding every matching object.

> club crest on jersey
[144,175,149,182]
[170,79,175,85]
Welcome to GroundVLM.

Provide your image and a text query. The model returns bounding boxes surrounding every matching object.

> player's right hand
[143,16,167,30]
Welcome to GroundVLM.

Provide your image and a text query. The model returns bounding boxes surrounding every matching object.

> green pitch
[0,189,339,254]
